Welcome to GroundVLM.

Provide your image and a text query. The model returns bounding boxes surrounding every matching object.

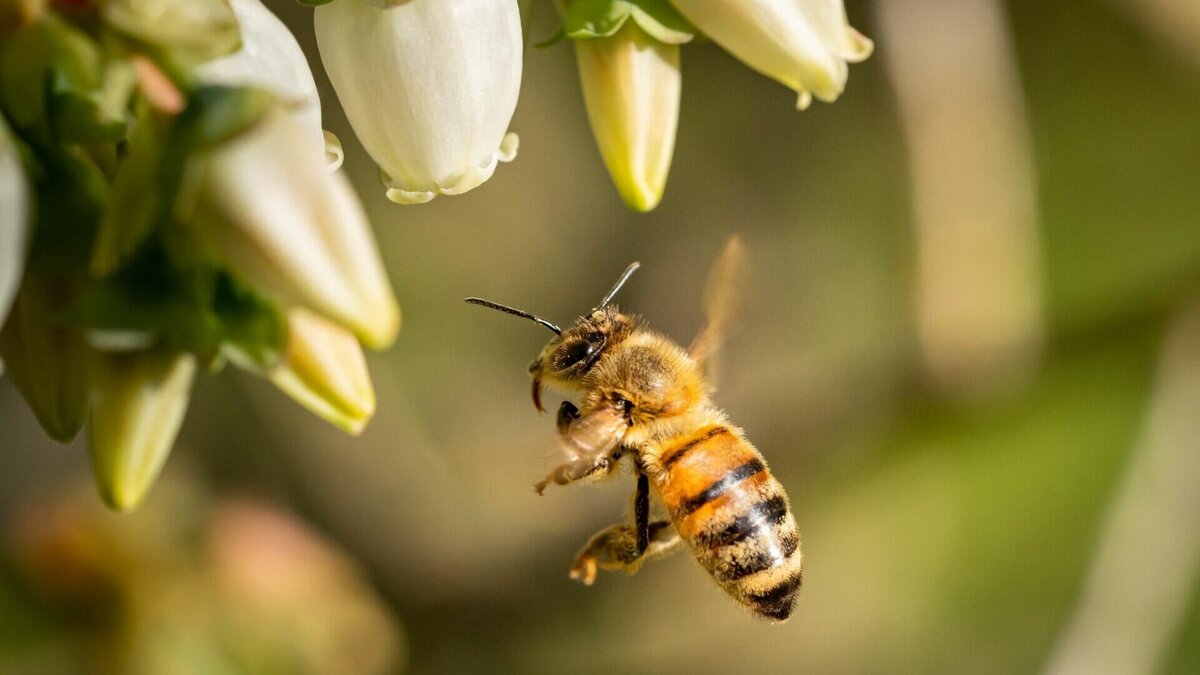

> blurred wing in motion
[689,235,746,377]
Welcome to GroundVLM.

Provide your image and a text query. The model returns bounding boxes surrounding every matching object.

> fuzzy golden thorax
[529,307,708,430]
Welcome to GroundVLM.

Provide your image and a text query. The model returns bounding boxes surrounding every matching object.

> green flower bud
[575,22,681,212]
[89,349,196,512]
[0,275,92,443]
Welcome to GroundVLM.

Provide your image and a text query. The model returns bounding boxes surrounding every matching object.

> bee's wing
[559,405,628,459]
[688,235,745,369]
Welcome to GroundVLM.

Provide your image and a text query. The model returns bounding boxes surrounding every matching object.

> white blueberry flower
[197,0,342,169]
[196,109,400,350]
[314,0,523,204]
[670,0,872,109]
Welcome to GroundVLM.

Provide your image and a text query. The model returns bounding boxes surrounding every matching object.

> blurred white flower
[269,308,376,436]
[575,22,681,212]
[670,0,872,109]
[197,0,342,169]
[89,349,196,512]
[314,0,522,204]
[0,121,28,331]
[196,110,400,350]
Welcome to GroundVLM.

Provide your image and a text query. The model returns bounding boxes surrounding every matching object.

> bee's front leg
[534,401,626,494]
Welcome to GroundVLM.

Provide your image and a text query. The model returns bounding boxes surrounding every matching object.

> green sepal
[211,272,288,371]
[77,247,287,371]
[535,28,566,49]
[0,13,129,144]
[92,85,273,278]
[563,0,632,40]
[628,0,694,44]
[28,142,109,277]
[561,0,693,43]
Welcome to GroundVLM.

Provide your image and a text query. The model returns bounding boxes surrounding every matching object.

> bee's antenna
[596,262,640,310]
[465,297,562,335]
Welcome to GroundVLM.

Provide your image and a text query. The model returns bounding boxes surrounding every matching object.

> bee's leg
[534,401,620,494]
[571,467,680,584]
[568,519,682,586]
[533,453,616,495]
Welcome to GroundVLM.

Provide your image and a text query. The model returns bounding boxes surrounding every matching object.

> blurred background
[3,0,1200,672]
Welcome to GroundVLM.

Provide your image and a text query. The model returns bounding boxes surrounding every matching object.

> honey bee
[466,237,802,621]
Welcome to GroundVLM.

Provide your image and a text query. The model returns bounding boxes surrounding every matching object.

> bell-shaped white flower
[314,0,522,204]
[575,23,681,212]
[670,0,872,109]
[195,109,400,350]
[89,349,196,512]
[197,0,342,169]
[0,120,28,331]
[269,308,376,436]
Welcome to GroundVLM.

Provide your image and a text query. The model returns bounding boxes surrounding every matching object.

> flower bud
[196,0,342,169]
[89,349,196,512]
[196,109,400,350]
[269,308,375,436]
[575,22,681,212]
[0,275,92,443]
[669,0,872,109]
[0,118,28,330]
[314,0,522,204]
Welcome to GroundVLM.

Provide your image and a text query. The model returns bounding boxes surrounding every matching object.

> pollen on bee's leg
[569,556,598,586]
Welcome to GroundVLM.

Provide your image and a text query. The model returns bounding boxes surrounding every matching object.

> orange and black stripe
[656,425,803,621]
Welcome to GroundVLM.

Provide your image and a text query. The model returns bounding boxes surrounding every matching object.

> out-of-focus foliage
[1,0,1199,673]
[0,479,403,674]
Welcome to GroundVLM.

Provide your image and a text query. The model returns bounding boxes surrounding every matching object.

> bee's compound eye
[556,339,598,370]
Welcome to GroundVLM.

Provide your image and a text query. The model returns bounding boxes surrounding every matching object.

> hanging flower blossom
[574,21,682,211]
[669,0,872,109]
[197,0,342,169]
[314,0,523,204]
[195,109,400,350]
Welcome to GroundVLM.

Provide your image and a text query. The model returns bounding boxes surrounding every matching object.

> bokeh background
[3,0,1200,672]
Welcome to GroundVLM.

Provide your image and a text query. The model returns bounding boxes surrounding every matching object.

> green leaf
[628,0,695,44]
[296,0,335,5]
[563,0,632,40]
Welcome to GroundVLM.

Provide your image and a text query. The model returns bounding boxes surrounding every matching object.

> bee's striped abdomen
[655,424,803,621]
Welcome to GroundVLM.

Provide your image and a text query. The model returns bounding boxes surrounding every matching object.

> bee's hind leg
[569,471,683,585]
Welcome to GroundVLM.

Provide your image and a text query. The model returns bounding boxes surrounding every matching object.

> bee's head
[466,262,640,412]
